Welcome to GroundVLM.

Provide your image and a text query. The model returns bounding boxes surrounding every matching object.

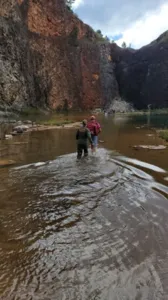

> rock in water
[133,145,166,150]
[14,125,29,132]
[5,134,13,139]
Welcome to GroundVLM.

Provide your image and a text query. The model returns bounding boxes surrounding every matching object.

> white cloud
[72,0,84,9]
[75,0,168,49]
[115,3,168,48]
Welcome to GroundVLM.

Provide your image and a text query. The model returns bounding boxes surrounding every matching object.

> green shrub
[159,130,168,141]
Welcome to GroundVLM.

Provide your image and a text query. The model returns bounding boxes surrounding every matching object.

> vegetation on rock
[95,30,110,43]
[65,0,75,10]
[159,130,168,142]
[122,41,127,48]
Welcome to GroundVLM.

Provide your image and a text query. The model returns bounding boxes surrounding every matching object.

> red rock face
[80,44,102,109]
[27,0,96,39]
[0,0,118,111]
[27,0,64,37]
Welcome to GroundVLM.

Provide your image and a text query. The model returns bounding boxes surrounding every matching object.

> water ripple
[0,149,168,299]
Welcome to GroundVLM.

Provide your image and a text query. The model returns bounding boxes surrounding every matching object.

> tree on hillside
[121,41,127,48]
[66,0,75,10]
[95,30,110,43]
[96,30,103,38]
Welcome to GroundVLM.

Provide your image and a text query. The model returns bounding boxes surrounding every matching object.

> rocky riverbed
[0,120,80,141]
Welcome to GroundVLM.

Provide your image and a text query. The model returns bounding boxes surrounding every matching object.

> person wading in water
[87,116,101,152]
[76,120,93,159]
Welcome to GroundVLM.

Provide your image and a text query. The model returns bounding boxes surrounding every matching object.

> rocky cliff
[111,32,168,109]
[0,0,118,112]
[0,0,168,112]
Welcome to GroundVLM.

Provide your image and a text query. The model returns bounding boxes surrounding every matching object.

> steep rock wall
[111,37,168,109]
[0,0,118,111]
[2,0,167,112]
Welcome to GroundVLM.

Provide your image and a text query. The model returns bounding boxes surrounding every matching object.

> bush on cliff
[66,0,75,10]
[95,30,110,43]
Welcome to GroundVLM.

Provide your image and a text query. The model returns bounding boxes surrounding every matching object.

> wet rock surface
[0,149,168,299]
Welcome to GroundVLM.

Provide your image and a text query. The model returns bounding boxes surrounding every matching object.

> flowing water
[0,114,168,300]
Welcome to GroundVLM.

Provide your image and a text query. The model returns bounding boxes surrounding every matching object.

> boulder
[13,125,29,132]
[5,134,13,139]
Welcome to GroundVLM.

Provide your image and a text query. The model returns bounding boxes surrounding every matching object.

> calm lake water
[0,114,168,300]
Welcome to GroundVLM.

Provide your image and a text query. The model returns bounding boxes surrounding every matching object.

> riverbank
[30,121,80,131]
[0,119,81,140]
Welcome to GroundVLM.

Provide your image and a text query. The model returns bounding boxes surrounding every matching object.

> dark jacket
[76,127,92,145]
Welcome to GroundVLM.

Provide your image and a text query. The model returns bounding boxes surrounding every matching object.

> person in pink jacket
[87,116,101,152]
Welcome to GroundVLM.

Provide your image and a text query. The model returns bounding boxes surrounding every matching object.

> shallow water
[0,115,168,299]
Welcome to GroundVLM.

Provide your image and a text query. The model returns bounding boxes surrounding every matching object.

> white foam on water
[34,162,46,167]
[13,161,46,170]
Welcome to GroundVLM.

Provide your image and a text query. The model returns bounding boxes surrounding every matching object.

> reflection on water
[0,148,168,300]
[130,113,168,128]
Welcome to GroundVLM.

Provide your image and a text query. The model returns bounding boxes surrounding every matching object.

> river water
[0,114,168,300]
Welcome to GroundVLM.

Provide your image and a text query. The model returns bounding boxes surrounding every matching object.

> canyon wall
[111,33,168,109]
[0,0,118,112]
[0,0,168,112]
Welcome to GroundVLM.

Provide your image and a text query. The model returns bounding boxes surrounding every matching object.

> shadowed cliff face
[0,0,118,111]
[111,37,168,109]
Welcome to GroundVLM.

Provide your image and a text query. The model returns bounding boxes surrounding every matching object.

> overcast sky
[73,0,168,49]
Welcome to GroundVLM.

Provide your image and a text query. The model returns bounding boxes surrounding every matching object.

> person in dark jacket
[76,120,93,159]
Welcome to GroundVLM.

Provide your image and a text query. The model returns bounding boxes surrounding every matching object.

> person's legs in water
[91,135,98,152]
[77,144,83,159]
[83,144,88,157]
[91,134,94,153]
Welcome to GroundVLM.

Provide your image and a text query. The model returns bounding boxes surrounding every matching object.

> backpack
[77,128,88,139]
